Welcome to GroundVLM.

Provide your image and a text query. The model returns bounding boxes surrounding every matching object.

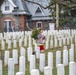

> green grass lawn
[1,40,76,75]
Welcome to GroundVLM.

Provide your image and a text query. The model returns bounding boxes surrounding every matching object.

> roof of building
[25,0,52,20]
[8,0,30,15]
[8,0,16,7]
[3,0,52,19]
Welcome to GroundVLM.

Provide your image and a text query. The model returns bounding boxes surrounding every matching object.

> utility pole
[0,6,2,32]
[56,3,59,29]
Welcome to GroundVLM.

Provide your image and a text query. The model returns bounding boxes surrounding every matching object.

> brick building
[1,0,53,32]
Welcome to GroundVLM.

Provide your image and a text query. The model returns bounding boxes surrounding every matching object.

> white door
[4,20,12,32]
[49,23,55,30]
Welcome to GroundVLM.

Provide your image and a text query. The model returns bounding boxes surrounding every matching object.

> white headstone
[57,64,65,75]
[54,38,58,48]
[20,47,26,57]
[50,39,53,48]
[13,40,17,48]
[44,67,52,75]
[24,35,27,47]
[48,52,53,68]
[31,69,39,75]
[0,60,2,75]
[63,50,68,66]
[21,37,23,43]
[8,40,11,49]
[12,33,16,40]
[67,37,70,45]
[36,46,40,59]
[19,56,25,74]
[4,51,9,66]
[63,38,66,46]
[28,36,32,47]
[75,35,76,52]
[30,55,36,72]
[34,43,37,51]
[70,37,73,44]
[16,72,24,75]
[39,53,45,72]
[19,39,22,47]
[45,40,49,50]
[1,40,5,50]
[56,51,61,66]
[59,38,62,47]
[63,46,67,50]
[13,49,18,64]
[71,44,74,52]
[27,47,32,61]
[69,62,76,75]
[8,58,14,75]
[69,49,74,62]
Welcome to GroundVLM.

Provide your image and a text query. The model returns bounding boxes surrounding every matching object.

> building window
[36,22,42,28]
[5,1,10,11]
[5,6,9,10]
[4,20,13,32]
[14,7,19,10]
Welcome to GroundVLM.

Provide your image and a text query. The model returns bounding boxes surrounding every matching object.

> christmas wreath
[31,28,40,40]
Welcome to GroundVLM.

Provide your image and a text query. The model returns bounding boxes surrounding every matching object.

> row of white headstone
[0,35,75,51]
[0,29,76,50]
[1,43,75,75]
[30,62,76,75]
[0,29,76,39]
[4,43,75,66]
[0,30,76,74]
[0,59,76,75]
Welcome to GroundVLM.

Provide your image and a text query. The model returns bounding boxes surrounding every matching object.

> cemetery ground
[0,30,76,75]
[1,39,76,75]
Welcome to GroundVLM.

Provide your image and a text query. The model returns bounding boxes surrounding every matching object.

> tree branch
[70,0,76,4]
[25,0,72,9]
[25,0,54,9]
[26,22,33,31]
[23,0,76,9]
[0,0,4,5]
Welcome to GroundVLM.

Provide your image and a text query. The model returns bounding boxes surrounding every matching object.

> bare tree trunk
[56,3,59,30]
[0,7,2,32]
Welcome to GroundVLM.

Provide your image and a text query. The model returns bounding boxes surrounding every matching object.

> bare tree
[0,0,4,32]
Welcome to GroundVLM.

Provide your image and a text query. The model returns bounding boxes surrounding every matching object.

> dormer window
[36,7,42,13]
[5,1,10,11]
[14,7,19,10]
[5,6,9,10]
[35,7,44,15]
